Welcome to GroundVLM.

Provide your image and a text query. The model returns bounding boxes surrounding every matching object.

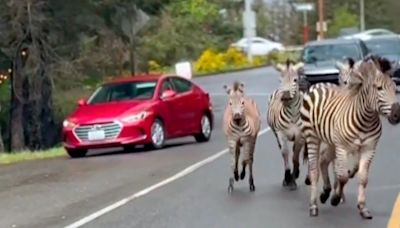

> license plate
[88,130,105,141]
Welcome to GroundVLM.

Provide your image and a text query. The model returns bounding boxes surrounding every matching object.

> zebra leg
[319,146,335,204]
[277,132,296,190]
[307,136,321,217]
[241,140,256,191]
[356,149,375,219]
[292,134,304,179]
[228,140,240,193]
[349,153,360,179]
[331,146,349,207]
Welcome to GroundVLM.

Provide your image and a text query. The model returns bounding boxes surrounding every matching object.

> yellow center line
[387,193,400,228]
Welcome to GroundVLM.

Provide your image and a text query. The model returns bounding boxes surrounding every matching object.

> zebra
[267,59,308,190]
[223,81,261,193]
[304,57,361,188]
[300,56,400,219]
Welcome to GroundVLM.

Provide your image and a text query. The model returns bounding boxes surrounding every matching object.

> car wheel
[194,114,212,143]
[146,118,166,150]
[66,149,87,158]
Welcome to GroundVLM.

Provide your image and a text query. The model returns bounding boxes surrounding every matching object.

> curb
[193,64,271,78]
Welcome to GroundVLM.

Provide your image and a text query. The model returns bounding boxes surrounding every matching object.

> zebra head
[358,58,400,125]
[224,81,246,123]
[335,57,356,86]
[274,59,304,104]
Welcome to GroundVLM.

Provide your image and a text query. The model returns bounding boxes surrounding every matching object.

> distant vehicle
[363,34,400,87]
[62,74,214,158]
[341,28,397,40]
[231,37,284,56]
[300,38,369,85]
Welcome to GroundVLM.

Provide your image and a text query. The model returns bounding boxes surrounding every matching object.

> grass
[0,147,67,165]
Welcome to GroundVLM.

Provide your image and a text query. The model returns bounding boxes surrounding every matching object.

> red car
[62,74,214,158]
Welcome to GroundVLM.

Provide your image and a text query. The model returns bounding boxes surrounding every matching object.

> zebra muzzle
[281,91,291,102]
[388,103,400,125]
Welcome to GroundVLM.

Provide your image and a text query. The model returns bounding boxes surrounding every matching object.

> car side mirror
[161,89,177,99]
[78,98,87,106]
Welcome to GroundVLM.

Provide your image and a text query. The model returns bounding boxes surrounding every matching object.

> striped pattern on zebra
[267,60,307,190]
[300,56,400,219]
[304,57,361,187]
[223,81,261,193]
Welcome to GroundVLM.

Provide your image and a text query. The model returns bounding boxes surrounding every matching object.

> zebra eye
[293,78,298,82]
[241,100,244,105]
[377,86,383,90]
[229,101,232,105]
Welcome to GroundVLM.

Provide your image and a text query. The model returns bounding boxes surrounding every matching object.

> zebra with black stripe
[267,60,308,190]
[304,57,361,188]
[223,81,261,193]
[300,57,400,219]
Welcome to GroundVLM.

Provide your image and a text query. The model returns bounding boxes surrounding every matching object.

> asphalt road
[0,67,399,228]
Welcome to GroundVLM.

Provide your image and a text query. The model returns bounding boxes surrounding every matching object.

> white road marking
[65,127,271,228]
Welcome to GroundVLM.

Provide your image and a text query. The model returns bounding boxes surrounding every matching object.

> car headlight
[63,120,77,129]
[121,111,149,123]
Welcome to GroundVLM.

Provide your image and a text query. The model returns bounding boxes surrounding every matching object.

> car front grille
[74,122,122,141]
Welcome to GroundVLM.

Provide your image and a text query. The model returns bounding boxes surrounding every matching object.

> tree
[327,5,358,37]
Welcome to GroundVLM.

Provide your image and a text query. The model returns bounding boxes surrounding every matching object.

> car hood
[303,60,339,75]
[68,100,155,124]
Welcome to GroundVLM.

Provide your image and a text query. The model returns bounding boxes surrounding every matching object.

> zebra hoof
[240,170,246,180]
[250,184,255,192]
[292,169,300,179]
[330,194,341,207]
[309,206,319,217]
[305,176,311,186]
[359,207,373,220]
[234,171,239,181]
[320,188,331,204]
[283,179,297,191]
[228,178,234,193]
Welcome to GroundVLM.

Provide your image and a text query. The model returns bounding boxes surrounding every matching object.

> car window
[302,43,361,63]
[365,39,400,55]
[160,78,175,94]
[88,81,157,104]
[171,77,192,93]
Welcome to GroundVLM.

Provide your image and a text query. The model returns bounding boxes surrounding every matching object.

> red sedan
[62,74,214,158]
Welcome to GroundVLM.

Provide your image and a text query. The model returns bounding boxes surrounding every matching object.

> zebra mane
[364,55,392,73]
[285,59,295,69]
[232,81,244,93]
[347,57,355,68]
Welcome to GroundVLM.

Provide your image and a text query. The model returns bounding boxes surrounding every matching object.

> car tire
[194,114,212,143]
[66,149,87,158]
[145,118,166,150]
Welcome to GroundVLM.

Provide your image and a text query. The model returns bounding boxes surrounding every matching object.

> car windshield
[302,43,361,63]
[87,81,157,104]
[365,39,400,55]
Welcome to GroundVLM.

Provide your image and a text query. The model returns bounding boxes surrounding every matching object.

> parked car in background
[341,28,397,40]
[363,34,400,87]
[62,74,214,158]
[300,38,369,85]
[231,37,284,56]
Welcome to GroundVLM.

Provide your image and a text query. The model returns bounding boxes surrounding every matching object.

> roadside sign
[175,61,192,80]
[316,21,327,32]
[293,3,314,12]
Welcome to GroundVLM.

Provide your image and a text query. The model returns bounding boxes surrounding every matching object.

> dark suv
[300,38,369,85]
[363,34,400,87]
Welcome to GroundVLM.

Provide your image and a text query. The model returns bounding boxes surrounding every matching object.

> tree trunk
[10,50,26,152]
[0,125,4,153]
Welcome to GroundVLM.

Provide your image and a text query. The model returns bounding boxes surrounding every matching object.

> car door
[158,78,181,137]
[170,76,200,134]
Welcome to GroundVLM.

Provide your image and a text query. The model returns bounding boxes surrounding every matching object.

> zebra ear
[223,85,231,95]
[238,82,245,92]
[274,63,286,73]
[335,61,346,72]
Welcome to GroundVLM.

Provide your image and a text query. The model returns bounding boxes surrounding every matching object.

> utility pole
[317,0,324,39]
[360,0,365,31]
[244,0,254,63]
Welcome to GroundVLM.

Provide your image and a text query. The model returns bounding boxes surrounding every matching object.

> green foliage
[328,5,359,37]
